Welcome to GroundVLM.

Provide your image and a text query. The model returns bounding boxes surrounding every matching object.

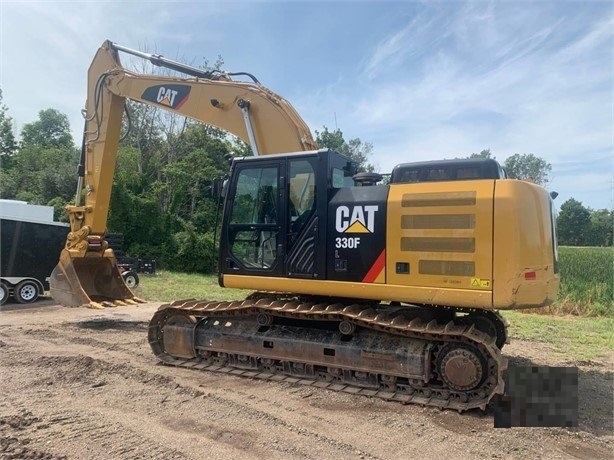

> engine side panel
[385,180,495,300]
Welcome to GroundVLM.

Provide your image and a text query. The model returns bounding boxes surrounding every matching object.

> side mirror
[550,191,559,200]
[212,178,226,200]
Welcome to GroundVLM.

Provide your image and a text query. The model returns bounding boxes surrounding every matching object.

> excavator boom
[50,40,316,308]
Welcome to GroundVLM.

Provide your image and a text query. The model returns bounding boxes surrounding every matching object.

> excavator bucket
[50,249,142,308]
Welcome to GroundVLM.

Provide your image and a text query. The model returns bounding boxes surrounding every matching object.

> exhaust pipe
[50,249,144,309]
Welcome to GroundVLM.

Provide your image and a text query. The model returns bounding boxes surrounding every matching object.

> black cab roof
[391,158,506,184]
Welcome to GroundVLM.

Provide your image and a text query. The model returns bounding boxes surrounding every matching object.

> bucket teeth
[87,298,137,309]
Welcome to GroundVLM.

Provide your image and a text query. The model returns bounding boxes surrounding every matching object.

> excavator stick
[50,249,143,309]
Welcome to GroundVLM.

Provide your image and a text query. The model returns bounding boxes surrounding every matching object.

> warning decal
[470,278,491,289]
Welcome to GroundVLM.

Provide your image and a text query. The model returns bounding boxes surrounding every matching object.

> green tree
[469,149,492,159]
[3,144,78,204]
[503,153,551,186]
[114,146,143,193]
[108,122,233,268]
[0,108,78,216]
[20,108,74,149]
[120,100,165,178]
[588,209,613,246]
[557,198,591,246]
[0,88,17,165]
[167,221,217,273]
[159,123,232,220]
[315,126,344,152]
[315,126,375,172]
[0,89,17,194]
[229,137,253,157]
[108,184,169,251]
[107,145,171,256]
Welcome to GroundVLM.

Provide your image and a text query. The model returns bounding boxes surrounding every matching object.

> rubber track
[148,298,507,412]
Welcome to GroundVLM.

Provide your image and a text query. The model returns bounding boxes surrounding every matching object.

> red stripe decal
[362,250,386,283]
[175,96,189,110]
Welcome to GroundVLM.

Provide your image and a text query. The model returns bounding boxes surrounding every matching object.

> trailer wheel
[14,280,40,304]
[0,282,9,305]
[122,270,139,288]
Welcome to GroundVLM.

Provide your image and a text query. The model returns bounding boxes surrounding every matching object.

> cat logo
[335,205,378,233]
[141,84,191,110]
[156,87,178,106]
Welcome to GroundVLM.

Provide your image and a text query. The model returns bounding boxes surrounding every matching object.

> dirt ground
[1,299,612,460]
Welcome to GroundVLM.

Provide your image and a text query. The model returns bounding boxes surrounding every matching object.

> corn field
[553,246,614,316]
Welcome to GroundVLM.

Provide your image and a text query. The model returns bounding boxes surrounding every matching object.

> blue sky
[1,1,612,210]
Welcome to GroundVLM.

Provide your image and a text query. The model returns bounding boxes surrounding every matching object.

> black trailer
[0,217,69,304]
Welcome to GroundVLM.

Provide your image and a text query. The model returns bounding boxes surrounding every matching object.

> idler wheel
[438,344,486,391]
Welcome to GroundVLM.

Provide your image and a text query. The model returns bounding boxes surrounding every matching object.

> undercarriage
[148,294,508,411]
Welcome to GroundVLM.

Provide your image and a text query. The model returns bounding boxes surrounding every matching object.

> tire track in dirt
[0,408,67,460]
[1,399,186,459]
[19,351,381,459]
[4,320,383,457]
[1,347,188,459]
[20,323,420,455]
[52,325,421,459]
[2,323,382,459]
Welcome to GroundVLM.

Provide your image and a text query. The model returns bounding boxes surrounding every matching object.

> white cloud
[331,2,613,209]
[0,1,235,141]
[363,10,453,80]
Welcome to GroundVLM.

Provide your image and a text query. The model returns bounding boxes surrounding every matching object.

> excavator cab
[219,150,356,281]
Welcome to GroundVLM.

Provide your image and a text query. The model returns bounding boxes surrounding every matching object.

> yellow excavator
[51,41,560,411]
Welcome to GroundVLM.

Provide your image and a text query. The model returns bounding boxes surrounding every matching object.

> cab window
[228,166,279,269]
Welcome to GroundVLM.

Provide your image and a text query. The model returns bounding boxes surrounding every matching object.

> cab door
[222,160,284,276]
[285,157,319,278]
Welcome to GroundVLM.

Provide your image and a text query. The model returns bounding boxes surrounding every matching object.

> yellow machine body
[223,178,559,310]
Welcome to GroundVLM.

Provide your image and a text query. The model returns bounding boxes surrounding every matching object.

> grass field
[554,246,613,317]
[503,310,613,361]
[134,271,251,302]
